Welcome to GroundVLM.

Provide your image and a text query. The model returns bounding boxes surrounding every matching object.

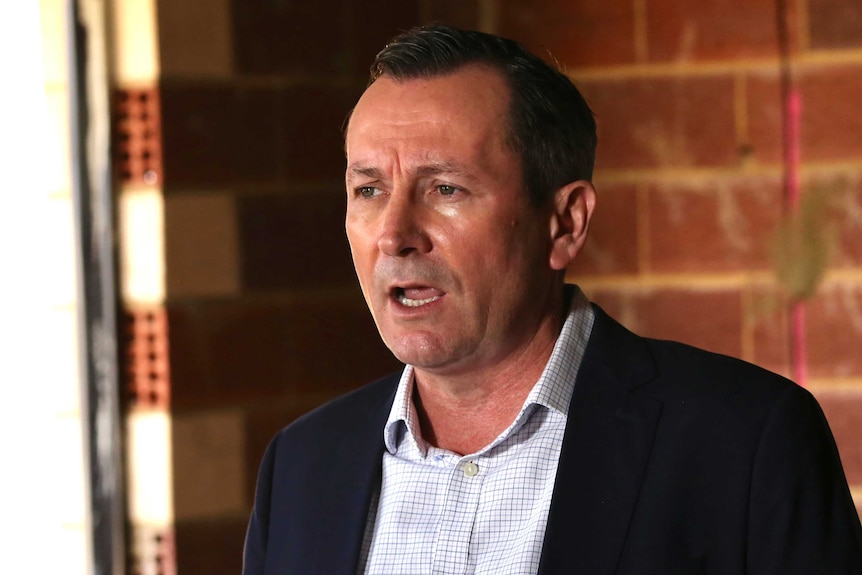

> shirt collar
[383,285,595,456]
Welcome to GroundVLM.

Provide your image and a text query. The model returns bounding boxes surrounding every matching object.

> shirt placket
[431,457,485,575]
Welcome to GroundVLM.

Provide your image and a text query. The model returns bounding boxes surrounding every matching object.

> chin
[385,335,459,370]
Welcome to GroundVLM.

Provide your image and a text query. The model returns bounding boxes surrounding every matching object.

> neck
[412,300,568,455]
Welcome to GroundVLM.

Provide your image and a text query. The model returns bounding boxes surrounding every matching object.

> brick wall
[154,2,475,572]
[516,0,862,511]
[138,1,862,572]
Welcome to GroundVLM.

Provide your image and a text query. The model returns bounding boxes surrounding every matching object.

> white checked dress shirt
[358,287,595,575]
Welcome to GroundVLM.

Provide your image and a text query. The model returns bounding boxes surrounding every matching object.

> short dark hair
[369,24,596,206]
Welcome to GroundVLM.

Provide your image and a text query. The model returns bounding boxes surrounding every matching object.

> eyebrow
[346,165,383,180]
[346,161,470,181]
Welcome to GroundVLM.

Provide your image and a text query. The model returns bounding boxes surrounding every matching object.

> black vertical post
[68,1,126,574]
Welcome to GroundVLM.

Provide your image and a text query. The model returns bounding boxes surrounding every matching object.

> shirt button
[463,461,479,477]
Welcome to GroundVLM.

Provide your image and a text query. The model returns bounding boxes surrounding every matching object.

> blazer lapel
[308,376,397,575]
[539,306,663,575]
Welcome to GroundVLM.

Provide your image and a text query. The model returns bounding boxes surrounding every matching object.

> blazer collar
[308,374,398,575]
[539,304,663,575]
[310,305,663,575]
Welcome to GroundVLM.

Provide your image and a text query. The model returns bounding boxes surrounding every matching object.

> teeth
[398,294,441,307]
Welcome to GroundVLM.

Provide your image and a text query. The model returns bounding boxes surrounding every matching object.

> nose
[377,194,431,257]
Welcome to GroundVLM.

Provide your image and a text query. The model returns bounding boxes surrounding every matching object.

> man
[244,24,862,574]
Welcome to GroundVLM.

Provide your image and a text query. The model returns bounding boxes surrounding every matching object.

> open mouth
[392,286,444,308]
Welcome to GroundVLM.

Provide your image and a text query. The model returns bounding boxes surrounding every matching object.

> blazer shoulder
[589,303,800,411]
[270,371,400,451]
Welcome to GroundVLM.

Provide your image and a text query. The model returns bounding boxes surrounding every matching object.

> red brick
[498,0,637,68]
[747,66,862,165]
[647,177,782,273]
[129,525,175,575]
[167,295,401,409]
[806,284,862,378]
[238,190,355,291]
[579,287,626,321]
[124,308,171,409]
[646,0,782,62]
[745,71,783,166]
[798,65,862,162]
[230,0,350,76]
[579,76,739,170]
[786,173,862,270]
[811,388,862,485]
[626,288,744,358]
[114,88,162,186]
[829,175,862,267]
[569,183,639,277]
[175,518,246,575]
[809,0,862,49]
[749,288,792,377]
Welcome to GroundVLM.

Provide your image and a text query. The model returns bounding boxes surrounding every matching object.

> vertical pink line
[785,91,802,212]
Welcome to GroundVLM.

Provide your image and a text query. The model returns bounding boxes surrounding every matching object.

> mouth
[391,286,445,308]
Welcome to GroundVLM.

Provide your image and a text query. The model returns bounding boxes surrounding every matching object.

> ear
[548,180,597,271]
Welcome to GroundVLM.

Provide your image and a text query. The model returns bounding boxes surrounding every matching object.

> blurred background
[4,0,861,573]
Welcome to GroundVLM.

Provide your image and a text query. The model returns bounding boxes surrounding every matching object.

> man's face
[345,65,560,377]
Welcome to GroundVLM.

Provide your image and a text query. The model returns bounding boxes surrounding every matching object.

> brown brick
[647,177,781,273]
[798,65,862,162]
[244,401,318,504]
[626,288,744,358]
[172,409,247,521]
[238,190,355,291]
[160,82,359,188]
[498,0,637,68]
[580,75,739,170]
[646,0,782,62]
[175,518,247,575]
[157,0,233,78]
[569,183,639,277]
[230,0,350,76]
[167,295,401,409]
[160,82,282,187]
[806,284,862,378]
[811,388,862,485]
[426,0,481,30]
[809,0,862,49]
[349,0,423,76]
[164,192,241,298]
[280,84,362,180]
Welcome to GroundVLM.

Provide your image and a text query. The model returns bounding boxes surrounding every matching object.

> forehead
[345,65,512,161]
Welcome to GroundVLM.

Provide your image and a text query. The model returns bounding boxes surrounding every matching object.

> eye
[437,184,459,196]
[356,186,380,198]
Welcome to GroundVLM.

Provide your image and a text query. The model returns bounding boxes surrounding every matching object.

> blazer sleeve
[243,435,278,575]
[747,383,862,574]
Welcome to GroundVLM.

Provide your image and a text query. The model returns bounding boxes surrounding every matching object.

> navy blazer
[244,306,862,574]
